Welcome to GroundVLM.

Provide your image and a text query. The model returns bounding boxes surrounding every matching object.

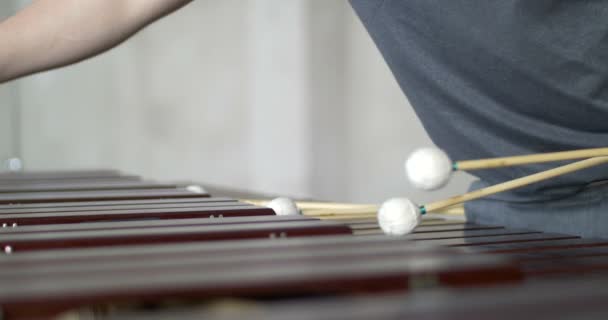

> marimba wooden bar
[0,181,196,193]
[0,169,123,180]
[0,204,274,225]
[0,197,239,211]
[0,220,351,252]
[0,215,317,234]
[0,188,209,204]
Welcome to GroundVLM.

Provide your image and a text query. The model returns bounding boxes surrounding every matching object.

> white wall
[0,2,19,167]
[0,81,16,166]
[0,1,474,204]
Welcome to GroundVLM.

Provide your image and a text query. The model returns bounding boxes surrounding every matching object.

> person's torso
[350,0,608,200]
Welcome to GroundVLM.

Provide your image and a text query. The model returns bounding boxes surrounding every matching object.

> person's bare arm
[0,0,192,83]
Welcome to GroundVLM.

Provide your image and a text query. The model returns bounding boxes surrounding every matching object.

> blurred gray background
[0,0,474,204]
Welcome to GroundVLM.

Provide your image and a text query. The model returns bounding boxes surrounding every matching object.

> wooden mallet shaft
[246,156,608,217]
[241,199,377,210]
[455,147,608,171]
[424,156,608,213]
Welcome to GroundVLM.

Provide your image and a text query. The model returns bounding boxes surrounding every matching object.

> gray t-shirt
[350,0,608,202]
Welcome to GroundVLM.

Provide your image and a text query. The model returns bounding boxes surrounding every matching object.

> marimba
[1,171,608,319]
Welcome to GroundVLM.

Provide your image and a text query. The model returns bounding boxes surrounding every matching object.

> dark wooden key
[350,222,503,233]
[516,245,608,260]
[0,199,248,216]
[0,169,124,180]
[430,230,608,279]
[0,205,273,225]
[0,244,518,287]
[351,222,607,279]
[0,235,454,268]
[0,188,209,204]
[425,232,578,246]
[0,236,471,277]
[0,181,199,193]
[405,228,540,240]
[471,239,608,277]
[521,255,608,276]
[0,176,143,186]
[462,238,597,253]
[0,215,312,234]
[0,220,352,252]
[413,223,504,233]
[0,197,239,212]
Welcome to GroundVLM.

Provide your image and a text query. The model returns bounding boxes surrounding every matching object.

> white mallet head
[266,197,300,216]
[405,147,452,190]
[377,197,422,236]
[185,185,206,194]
